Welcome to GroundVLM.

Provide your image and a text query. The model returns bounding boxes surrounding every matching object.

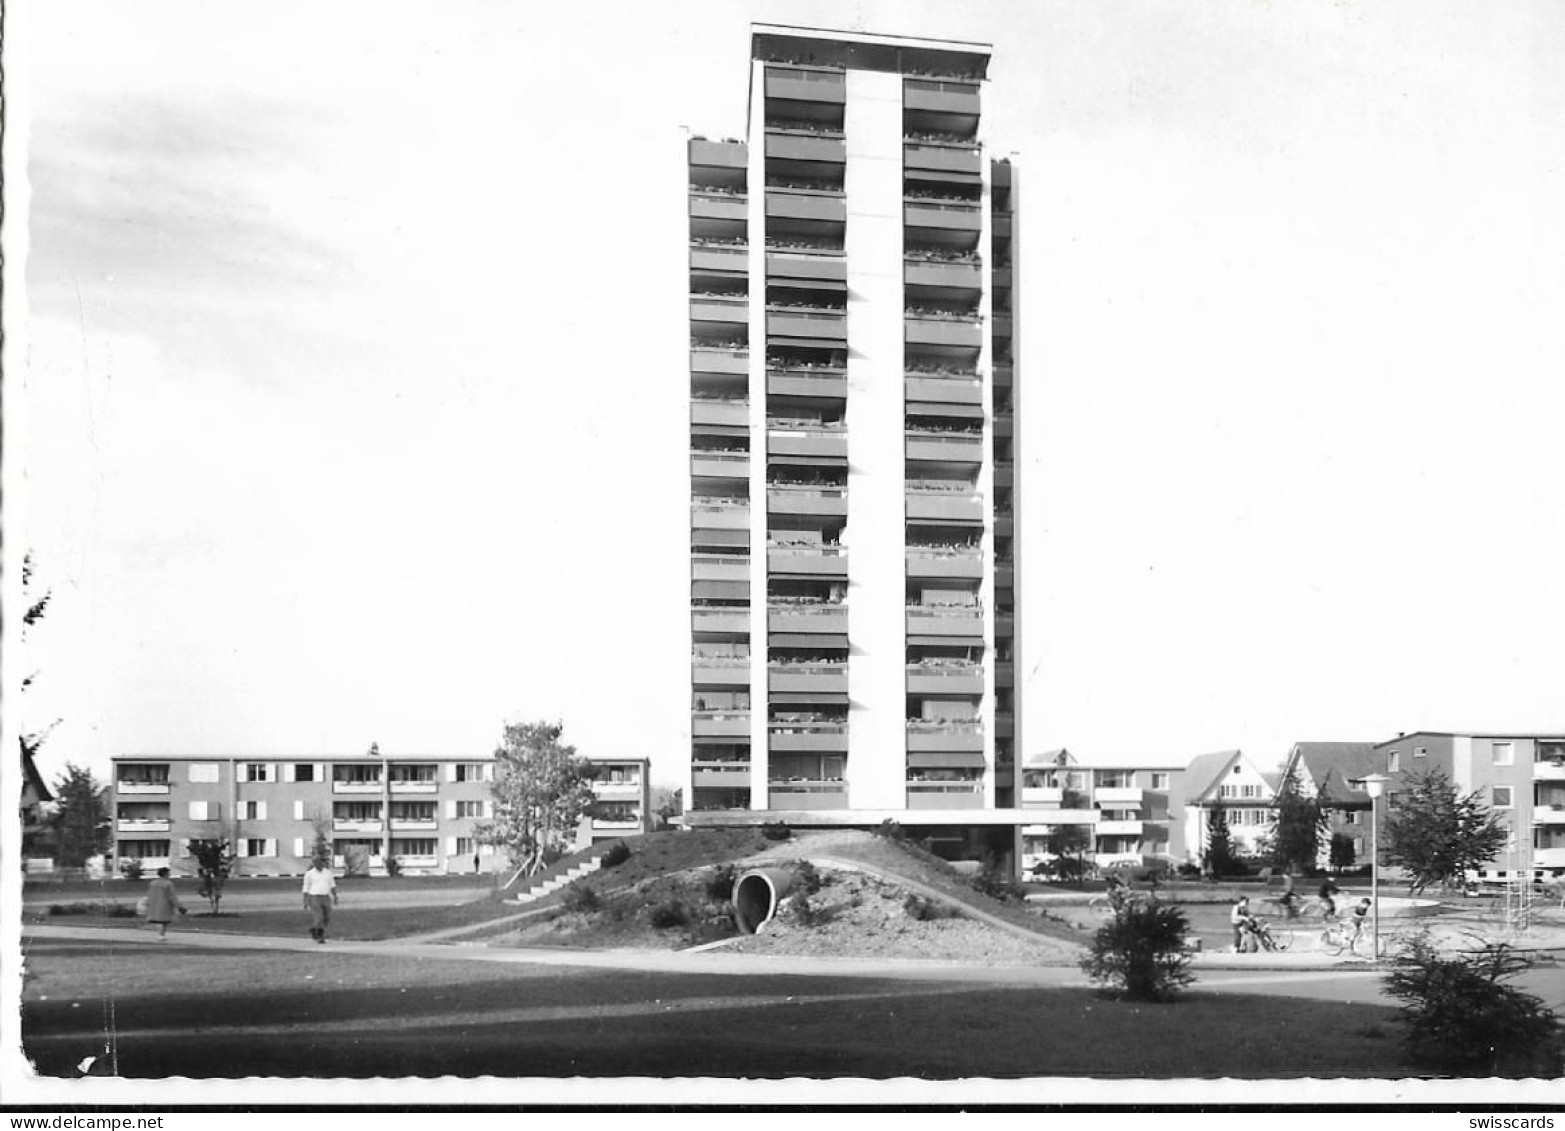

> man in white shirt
[302,860,339,944]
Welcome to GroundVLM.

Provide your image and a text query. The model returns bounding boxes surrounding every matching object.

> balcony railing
[332,780,383,794]
[117,818,172,833]
[116,781,171,795]
[333,818,384,832]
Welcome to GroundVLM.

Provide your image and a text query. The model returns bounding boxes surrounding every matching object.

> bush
[874,819,905,841]
[760,821,792,842]
[1177,862,1202,878]
[119,859,144,882]
[649,900,689,929]
[792,860,822,895]
[704,864,738,902]
[384,856,403,878]
[1384,934,1564,1077]
[600,841,632,869]
[969,863,1024,903]
[48,902,136,918]
[903,893,961,921]
[560,881,601,914]
[1079,900,1194,1002]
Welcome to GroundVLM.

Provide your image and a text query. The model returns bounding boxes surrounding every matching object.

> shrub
[903,893,960,921]
[874,819,905,841]
[119,859,144,882]
[560,881,601,914]
[1079,899,1194,1002]
[1384,934,1564,1077]
[969,863,1024,903]
[1177,862,1202,878]
[384,856,403,878]
[600,841,632,869]
[649,900,689,929]
[49,902,137,918]
[792,860,822,896]
[704,863,737,902]
[760,821,792,842]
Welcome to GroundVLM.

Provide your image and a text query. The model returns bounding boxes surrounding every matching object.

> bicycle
[1239,920,1292,952]
[1087,892,1149,918]
[1319,918,1366,957]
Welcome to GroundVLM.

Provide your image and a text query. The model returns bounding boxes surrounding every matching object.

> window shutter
[266,839,277,856]
[179,838,191,857]
[283,764,295,783]
[484,764,494,782]
[316,763,325,781]
[256,801,268,820]
[447,800,457,819]
[293,837,305,856]
[446,836,458,855]
[447,763,459,782]
[189,801,206,820]
[293,800,305,820]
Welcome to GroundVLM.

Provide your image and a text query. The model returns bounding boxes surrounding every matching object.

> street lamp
[1358,773,1390,959]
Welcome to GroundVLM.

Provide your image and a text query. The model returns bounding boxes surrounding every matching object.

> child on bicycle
[1318,876,1340,919]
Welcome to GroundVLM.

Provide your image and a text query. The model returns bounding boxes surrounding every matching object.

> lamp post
[1359,773,1389,959]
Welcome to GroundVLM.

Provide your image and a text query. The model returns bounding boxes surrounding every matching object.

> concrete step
[509,856,604,905]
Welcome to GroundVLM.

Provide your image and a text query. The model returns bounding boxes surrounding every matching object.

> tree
[1041,789,1093,885]
[48,764,111,868]
[307,809,333,869]
[653,787,684,831]
[477,720,596,878]
[1202,804,1237,877]
[1079,899,1194,1002]
[1271,764,1326,873]
[187,839,237,914]
[1329,831,1357,873]
[1383,769,1509,894]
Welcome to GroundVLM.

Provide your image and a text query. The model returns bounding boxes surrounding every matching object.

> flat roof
[752,22,991,55]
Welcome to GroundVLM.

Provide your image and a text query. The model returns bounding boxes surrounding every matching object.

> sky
[8,0,1565,797]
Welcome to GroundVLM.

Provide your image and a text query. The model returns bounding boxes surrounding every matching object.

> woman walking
[144,867,187,941]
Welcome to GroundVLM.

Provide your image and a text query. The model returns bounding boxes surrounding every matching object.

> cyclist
[1105,872,1129,910]
[1277,871,1301,918]
[1230,895,1258,951]
[1317,876,1341,919]
[1349,897,1372,946]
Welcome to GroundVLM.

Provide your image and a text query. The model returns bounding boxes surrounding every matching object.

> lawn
[19,936,1411,1079]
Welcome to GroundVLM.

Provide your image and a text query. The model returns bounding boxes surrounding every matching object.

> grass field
[19,937,1411,1079]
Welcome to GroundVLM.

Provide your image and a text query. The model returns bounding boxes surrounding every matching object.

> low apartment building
[112,754,502,876]
[574,756,653,849]
[1017,749,1187,872]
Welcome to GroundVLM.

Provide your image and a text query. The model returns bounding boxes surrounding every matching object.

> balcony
[905,546,982,580]
[768,603,848,636]
[1095,787,1146,806]
[769,723,848,753]
[593,780,643,800]
[766,129,845,164]
[767,483,847,518]
[691,399,748,430]
[692,657,750,687]
[769,426,847,461]
[769,662,848,695]
[690,244,747,275]
[906,374,982,407]
[1536,760,1565,782]
[905,487,982,523]
[691,711,750,738]
[765,66,846,104]
[117,818,172,834]
[906,429,983,464]
[767,251,847,285]
[390,817,439,832]
[692,761,752,789]
[904,199,982,234]
[115,779,170,796]
[1021,786,1064,807]
[905,256,983,291]
[906,604,984,642]
[689,192,747,223]
[766,189,846,225]
[691,554,749,582]
[904,77,980,116]
[690,499,749,530]
[906,314,982,350]
[690,295,748,325]
[1097,820,1144,838]
[692,607,750,635]
[689,346,749,375]
[767,308,847,348]
[389,779,438,795]
[1533,804,1565,825]
[332,818,384,833]
[1532,848,1565,869]
[907,663,984,696]
[332,780,383,795]
[769,781,849,810]
[904,141,981,178]
[906,781,984,810]
[689,139,747,169]
[690,450,748,479]
[906,720,984,753]
[767,544,846,578]
[768,366,846,399]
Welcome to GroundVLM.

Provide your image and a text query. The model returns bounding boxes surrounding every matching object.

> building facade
[112,754,502,876]
[1180,749,1280,863]
[573,756,653,849]
[686,25,1024,864]
[1017,749,1187,872]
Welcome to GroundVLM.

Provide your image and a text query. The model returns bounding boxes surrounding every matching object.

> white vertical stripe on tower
[747,58,771,809]
[844,68,907,810]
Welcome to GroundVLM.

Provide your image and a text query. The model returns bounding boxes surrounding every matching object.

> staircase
[507,855,605,906]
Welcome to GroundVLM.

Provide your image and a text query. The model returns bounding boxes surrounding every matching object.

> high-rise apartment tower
[686,25,1024,865]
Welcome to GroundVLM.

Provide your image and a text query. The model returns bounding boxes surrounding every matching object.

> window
[188,763,220,784]
[1388,751,1401,773]
[390,802,436,822]
[245,838,271,857]
[240,800,266,820]
[293,764,316,782]
[244,763,273,783]
[1413,746,1427,758]
[1493,742,1515,766]
[455,800,486,819]
[334,802,382,821]
[1220,784,1238,799]
[455,837,477,856]
[1539,741,1565,763]
[389,838,436,858]
[118,764,170,785]
[1492,786,1513,809]
[188,801,220,821]
[119,840,171,859]
[333,764,382,784]
[1343,811,1360,826]
[1149,773,1169,790]
[596,802,640,823]
[1241,784,1260,799]
[454,763,489,783]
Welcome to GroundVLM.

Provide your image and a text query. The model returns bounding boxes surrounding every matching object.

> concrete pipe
[733,867,797,934]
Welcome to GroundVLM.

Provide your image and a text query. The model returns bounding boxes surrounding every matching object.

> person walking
[302,858,338,944]
[144,867,187,941]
